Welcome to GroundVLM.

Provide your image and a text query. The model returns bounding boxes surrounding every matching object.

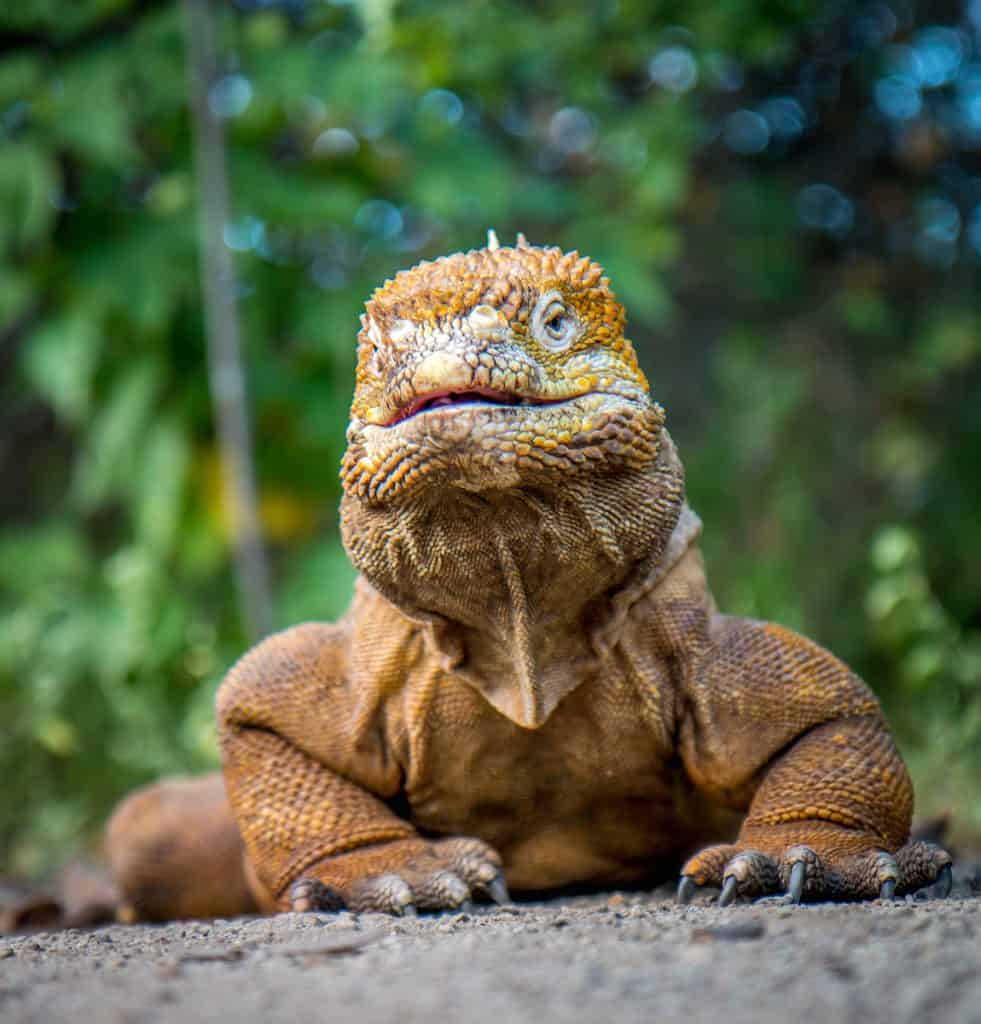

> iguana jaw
[341,390,662,504]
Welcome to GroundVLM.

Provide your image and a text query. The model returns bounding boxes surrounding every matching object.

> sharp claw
[677,876,697,905]
[400,903,418,917]
[718,875,738,908]
[935,863,953,899]
[787,861,806,904]
[485,872,510,905]
[879,878,896,901]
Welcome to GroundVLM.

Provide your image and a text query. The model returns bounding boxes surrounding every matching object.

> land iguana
[106,233,952,920]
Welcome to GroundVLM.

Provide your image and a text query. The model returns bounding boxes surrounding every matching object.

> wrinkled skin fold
[106,239,951,919]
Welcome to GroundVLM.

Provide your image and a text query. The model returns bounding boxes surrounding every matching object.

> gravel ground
[3,881,980,1024]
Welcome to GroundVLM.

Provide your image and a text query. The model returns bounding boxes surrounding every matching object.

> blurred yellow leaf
[196,447,320,544]
[35,717,78,757]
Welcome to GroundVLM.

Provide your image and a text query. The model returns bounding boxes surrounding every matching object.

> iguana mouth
[385,387,566,427]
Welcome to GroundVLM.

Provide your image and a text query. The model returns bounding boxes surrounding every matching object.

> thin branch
[182,0,273,641]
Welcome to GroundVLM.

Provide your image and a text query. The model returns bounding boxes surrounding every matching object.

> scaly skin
[106,236,950,920]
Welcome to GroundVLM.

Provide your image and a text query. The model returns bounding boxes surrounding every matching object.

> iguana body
[107,237,950,919]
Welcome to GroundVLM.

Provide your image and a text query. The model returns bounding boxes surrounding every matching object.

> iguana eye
[544,309,570,338]
[532,291,579,350]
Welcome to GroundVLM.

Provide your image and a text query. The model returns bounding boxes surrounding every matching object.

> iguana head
[341,233,664,503]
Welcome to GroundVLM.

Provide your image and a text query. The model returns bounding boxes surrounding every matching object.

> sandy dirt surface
[3,881,980,1024]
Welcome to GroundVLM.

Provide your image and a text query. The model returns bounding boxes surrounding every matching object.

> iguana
[107,234,951,920]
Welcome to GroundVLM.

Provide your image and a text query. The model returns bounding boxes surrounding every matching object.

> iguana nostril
[468,304,504,338]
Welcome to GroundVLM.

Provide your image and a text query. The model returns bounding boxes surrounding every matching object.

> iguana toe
[411,868,470,910]
[893,839,953,897]
[288,877,346,913]
[717,876,738,907]
[676,875,697,905]
[484,872,511,905]
[348,872,415,914]
[786,860,806,904]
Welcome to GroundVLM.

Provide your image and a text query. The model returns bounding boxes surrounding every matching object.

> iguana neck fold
[340,429,691,728]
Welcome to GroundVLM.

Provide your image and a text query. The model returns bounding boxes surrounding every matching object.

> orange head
[341,234,663,504]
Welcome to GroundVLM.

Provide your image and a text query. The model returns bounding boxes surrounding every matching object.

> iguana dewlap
[106,236,951,919]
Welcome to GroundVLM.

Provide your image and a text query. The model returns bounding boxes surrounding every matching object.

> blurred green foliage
[0,0,979,875]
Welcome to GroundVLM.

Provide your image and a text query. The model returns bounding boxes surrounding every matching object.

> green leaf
[0,524,88,594]
[135,415,190,556]
[47,49,136,165]
[0,268,32,325]
[21,311,104,424]
[74,359,163,510]
[0,143,57,251]
[0,54,42,106]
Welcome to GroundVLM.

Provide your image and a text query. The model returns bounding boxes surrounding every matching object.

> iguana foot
[677,838,951,905]
[285,837,509,915]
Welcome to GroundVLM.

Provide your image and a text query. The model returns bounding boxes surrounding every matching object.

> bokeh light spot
[313,127,359,157]
[223,215,265,252]
[912,27,966,88]
[418,89,465,126]
[966,204,981,256]
[208,74,254,119]
[548,107,598,155]
[918,196,961,243]
[797,184,854,239]
[648,47,698,94]
[874,74,922,120]
[760,97,807,141]
[956,63,981,138]
[354,199,403,240]
[723,109,770,155]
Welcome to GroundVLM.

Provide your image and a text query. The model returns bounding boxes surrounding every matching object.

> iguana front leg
[677,619,951,904]
[218,624,507,915]
[223,725,506,914]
